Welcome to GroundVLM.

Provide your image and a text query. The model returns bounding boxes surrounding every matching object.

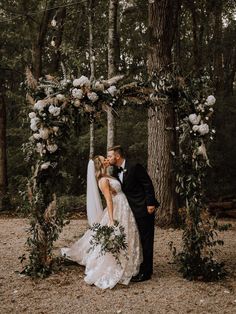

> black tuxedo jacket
[113,160,159,219]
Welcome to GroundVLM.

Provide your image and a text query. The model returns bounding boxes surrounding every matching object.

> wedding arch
[22,66,227,281]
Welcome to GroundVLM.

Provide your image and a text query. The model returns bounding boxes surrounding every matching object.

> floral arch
[22,67,226,281]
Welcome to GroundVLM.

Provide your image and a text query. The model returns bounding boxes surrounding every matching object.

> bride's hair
[93,155,106,181]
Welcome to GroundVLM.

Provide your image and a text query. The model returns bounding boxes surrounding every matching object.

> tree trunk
[107,0,119,150]
[147,0,180,226]
[87,0,96,158]
[31,0,55,79]
[51,7,67,74]
[224,48,236,95]
[213,0,224,94]
[0,93,7,211]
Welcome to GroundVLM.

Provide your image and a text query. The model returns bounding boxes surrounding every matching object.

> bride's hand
[108,219,114,227]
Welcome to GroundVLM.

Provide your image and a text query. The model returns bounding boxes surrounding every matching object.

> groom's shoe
[131,273,151,282]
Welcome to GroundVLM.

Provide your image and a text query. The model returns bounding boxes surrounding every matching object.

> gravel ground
[0,217,236,314]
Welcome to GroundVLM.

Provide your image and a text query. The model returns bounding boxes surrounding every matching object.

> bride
[61,155,142,289]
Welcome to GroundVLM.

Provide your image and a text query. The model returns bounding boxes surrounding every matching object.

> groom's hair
[108,145,125,157]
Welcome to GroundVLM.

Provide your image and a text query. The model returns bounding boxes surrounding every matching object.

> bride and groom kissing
[61,145,159,289]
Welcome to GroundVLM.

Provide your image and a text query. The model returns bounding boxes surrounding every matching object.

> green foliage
[171,74,228,281]
[87,220,128,265]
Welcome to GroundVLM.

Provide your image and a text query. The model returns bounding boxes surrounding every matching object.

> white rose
[188,113,201,125]
[107,85,117,97]
[52,126,59,133]
[206,95,216,106]
[49,105,60,116]
[33,133,41,140]
[53,107,60,116]
[30,122,38,132]
[192,125,199,132]
[31,117,40,124]
[87,92,99,102]
[34,100,46,111]
[56,94,65,101]
[47,143,58,153]
[72,88,83,99]
[41,162,50,170]
[29,112,36,119]
[198,123,209,135]
[73,76,90,87]
[39,128,50,140]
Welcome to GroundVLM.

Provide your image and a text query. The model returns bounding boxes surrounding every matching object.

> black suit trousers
[135,213,155,276]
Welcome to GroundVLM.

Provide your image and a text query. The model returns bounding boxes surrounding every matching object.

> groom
[107,145,159,282]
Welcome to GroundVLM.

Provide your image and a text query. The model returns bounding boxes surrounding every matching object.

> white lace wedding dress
[61,177,142,289]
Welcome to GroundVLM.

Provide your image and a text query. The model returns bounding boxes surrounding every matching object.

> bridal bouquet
[88,220,128,265]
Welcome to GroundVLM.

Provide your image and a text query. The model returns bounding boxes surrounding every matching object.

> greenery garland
[170,74,229,281]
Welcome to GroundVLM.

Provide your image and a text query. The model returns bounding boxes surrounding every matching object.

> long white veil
[86,159,103,226]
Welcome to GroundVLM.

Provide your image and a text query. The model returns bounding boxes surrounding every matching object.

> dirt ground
[0,217,236,314]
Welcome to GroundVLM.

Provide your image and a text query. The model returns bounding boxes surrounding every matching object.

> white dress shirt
[118,159,126,183]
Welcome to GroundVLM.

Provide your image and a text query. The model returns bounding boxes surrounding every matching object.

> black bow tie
[117,167,123,173]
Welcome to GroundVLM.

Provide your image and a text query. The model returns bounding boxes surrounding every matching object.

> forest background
[0,0,236,218]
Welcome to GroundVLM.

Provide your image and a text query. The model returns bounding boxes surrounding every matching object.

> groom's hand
[147,206,155,214]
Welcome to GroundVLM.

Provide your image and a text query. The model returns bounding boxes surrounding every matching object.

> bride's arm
[99,178,114,226]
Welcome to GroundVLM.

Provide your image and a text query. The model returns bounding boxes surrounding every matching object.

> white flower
[209,107,214,112]
[206,95,216,106]
[192,125,199,132]
[41,162,50,170]
[189,113,201,125]
[51,19,57,27]
[198,123,209,135]
[52,126,59,133]
[47,143,58,153]
[33,133,41,140]
[51,40,56,47]
[48,105,60,116]
[31,117,40,124]
[196,104,204,112]
[72,88,83,99]
[212,129,216,134]
[34,100,46,111]
[73,100,81,107]
[107,85,117,97]
[73,76,90,87]
[29,112,36,119]
[30,122,38,132]
[87,92,99,102]
[113,227,121,236]
[39,128,50,140]
[56,94,65,101]
[36,142,45,155]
